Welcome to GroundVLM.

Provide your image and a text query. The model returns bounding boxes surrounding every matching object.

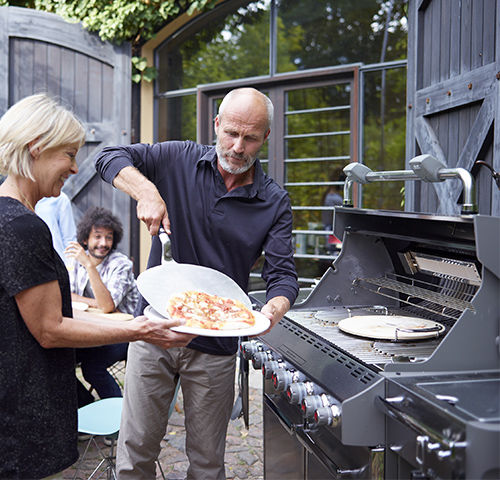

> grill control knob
[262,360,284,380]
[287,381,316,404]
[240,340,263,360]
[301,394,333,420]
[251,351,272,370]
[272,369,304,392]
[313,404,342,427]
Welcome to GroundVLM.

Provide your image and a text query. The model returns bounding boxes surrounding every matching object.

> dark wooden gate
[0,6,134,256]
[406,0,499,216]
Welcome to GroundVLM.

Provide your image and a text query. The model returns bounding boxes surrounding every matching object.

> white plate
[338,315,445,341]
[72,301,89,311]
[144,305,270,337]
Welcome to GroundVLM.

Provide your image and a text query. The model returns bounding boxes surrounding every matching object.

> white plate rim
[144,305,270,337]
[72,301,89,311]
[338,315,445,340]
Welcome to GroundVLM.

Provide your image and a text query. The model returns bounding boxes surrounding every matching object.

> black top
[0,197,78,479]
[95,140,299,355]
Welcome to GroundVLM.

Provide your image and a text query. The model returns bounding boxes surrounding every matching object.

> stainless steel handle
[158,226,169,244]
[375,396,461,450]
[266,395,372,479]
[158,227,172,264]
[298,429,368,479]
[394,325,442,341]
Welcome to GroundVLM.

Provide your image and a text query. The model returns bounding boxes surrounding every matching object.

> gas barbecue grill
[241,158,500,479]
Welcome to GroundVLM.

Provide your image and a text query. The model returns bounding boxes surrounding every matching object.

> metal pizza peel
[137,228,252,317]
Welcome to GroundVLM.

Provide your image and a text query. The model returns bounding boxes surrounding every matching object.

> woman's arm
[15,280,194,349]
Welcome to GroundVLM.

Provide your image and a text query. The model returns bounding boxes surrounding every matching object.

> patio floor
[56,363,264,480]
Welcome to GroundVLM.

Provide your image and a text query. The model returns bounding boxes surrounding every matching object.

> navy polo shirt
[95,140,298,355]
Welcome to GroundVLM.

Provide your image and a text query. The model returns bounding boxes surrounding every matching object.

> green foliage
[132,56,158,84]
[2,0,218,46]
[1,0,218,82]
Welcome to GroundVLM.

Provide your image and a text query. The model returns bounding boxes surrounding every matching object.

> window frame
[196,64,361,188]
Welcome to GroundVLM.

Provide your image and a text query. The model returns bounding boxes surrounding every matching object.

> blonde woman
[0,93,195,479]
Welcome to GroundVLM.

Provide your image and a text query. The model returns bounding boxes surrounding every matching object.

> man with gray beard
[94,87,298,480]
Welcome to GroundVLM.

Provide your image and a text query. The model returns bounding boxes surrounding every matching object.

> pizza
[167,290,255,330]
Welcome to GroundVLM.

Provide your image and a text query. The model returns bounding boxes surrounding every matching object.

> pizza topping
[167,290,255,330]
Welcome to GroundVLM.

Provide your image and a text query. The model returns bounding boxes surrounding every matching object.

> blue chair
[73,396,172,480]
[73,397,122,480]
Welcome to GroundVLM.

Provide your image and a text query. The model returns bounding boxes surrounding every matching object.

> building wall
[406,0,499,216]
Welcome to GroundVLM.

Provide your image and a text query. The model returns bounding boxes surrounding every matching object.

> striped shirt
[69,250,139,315]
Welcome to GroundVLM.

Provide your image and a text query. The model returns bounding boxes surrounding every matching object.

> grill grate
[354,273,477,320]
[284,309,441,368]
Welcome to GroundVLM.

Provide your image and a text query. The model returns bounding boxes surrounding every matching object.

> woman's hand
[132,315,196,348]
[16,280,196,349]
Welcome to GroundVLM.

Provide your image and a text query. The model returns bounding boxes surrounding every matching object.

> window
[154,0,408,285]
[275,0,407,73]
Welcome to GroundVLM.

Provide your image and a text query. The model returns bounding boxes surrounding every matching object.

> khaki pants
[116,341,236,480]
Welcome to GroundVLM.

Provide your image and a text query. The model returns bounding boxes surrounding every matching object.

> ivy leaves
[132,56,157,84]
[2,0,218,82]
[29,0,217,45]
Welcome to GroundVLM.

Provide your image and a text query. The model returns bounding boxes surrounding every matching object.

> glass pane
[284,84,350,195]
[157,1,270,92]
[286,162,345,184]
[276,0,408,73]
[362,67,407,210]
[287,110,350,136]
[287,84,351,111]
[284,83,349,279]
[286,135,350,159]
[259,142,269,163]
[285,84,351,163]
[294,257,333,283]
[158,95,197,142]
[290,206,324,230]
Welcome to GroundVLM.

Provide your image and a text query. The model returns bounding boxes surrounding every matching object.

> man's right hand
[136,189,171,236]
[65,241,93,269]
[113,166,171,236]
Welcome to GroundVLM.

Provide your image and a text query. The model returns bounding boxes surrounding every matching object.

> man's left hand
[260,296,290,335]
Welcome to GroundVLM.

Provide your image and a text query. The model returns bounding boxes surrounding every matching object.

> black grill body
[245,209,499,479]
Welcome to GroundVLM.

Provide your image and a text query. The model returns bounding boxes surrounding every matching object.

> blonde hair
[0,93,86,180]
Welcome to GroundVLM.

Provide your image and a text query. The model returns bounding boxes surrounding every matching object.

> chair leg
[73,435,118,480]
[91,438,117,480]
[73,436,95,480]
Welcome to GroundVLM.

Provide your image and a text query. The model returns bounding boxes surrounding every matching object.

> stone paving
[59,365,264,480]
[157,385,263,480]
